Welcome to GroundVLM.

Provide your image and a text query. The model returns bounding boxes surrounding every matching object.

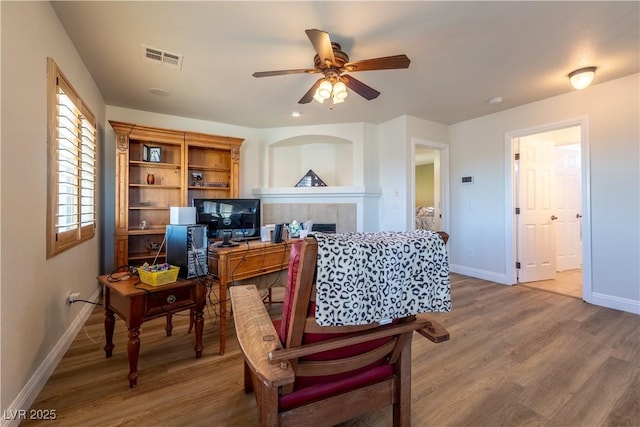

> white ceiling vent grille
[141,45,183,70]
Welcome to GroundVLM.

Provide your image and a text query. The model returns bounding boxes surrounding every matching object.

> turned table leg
[165,314,173,337]
[194,307,204,358]
[127,327,141,388]
[104,309,115,358]
[219,279,227,355]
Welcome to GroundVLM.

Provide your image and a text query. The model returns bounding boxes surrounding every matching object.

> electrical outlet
[67,292,80,305]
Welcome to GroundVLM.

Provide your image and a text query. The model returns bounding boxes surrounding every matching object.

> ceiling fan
[252,29,410,105]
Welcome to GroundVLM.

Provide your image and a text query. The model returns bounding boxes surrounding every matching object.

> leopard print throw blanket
[314,230,450,326]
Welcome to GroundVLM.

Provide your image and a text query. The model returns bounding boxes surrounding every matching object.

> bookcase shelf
[110,121,243,268]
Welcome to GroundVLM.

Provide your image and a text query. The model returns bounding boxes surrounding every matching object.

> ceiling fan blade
[343,54,411,72]
[342,75,380,100]
[305,29,336,68]
[298,78,324,104]
[253,69,318,78]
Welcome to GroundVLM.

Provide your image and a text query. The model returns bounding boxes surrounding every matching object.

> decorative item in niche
[142,145,162,162]
[295,169,327,187]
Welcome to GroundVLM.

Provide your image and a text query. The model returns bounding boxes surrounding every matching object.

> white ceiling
[51,1,639,129]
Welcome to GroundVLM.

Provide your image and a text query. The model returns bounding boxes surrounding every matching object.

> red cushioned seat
[275,239,395,409]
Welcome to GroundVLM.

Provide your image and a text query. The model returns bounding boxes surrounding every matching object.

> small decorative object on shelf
[140,220,148,230]
[191,171,204,186]
[142,145,162,163]
[146,174,155,185]
[149,241,161,254]
[296,169,327,187]
[203,181,229,188]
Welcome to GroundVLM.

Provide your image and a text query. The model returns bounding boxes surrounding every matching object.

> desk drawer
[228,250,288,280]
[144,286,194,318]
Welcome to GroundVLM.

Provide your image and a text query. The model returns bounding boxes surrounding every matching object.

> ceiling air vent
[141,45,183,70]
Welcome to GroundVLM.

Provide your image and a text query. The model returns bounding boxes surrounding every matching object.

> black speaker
[272,224,283,243]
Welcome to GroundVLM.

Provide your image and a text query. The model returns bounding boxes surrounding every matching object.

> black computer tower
[165,224,208,278]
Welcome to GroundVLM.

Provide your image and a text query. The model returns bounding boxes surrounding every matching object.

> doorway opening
[505,118,592,302]
[411,138,449,234]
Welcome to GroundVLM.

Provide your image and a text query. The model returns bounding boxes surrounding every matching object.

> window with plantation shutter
[47,58,97,258]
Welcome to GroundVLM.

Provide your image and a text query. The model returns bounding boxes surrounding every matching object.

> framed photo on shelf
[142,145,162,163]
[191,171,204,186]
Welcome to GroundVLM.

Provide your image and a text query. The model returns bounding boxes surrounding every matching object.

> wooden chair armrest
[414,313,450,343]
[230,285,295,388]
[269,314,448,363]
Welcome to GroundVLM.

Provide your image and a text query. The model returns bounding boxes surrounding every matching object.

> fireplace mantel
[253,186,381,200]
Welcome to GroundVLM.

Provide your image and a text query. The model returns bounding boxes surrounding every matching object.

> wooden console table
[208,240,291,354]
[98,274,207,388]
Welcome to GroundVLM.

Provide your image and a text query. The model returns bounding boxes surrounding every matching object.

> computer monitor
[192,198,261,240]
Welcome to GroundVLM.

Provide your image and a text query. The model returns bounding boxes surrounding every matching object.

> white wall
[1,1,106,417]
[377,117,408,231]
[448,74,640,311]
[377,115,449,232]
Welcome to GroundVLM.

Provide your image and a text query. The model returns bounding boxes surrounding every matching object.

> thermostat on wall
[461,176,474,184]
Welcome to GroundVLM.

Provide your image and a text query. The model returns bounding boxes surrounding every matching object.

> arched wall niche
[268,134,354,187]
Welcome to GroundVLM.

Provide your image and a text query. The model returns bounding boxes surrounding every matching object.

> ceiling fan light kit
[313,78,348,105]
[313,79,334,103]
[253,29,410,106]
[568,66,597,90]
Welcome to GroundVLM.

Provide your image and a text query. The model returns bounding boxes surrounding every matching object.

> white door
[556,144,582,271]
[517,138,557,283]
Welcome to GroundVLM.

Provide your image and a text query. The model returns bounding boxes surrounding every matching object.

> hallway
[520,269,582,299]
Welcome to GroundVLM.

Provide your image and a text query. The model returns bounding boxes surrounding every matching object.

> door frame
[410,138,450,233]
[504,117,592,302]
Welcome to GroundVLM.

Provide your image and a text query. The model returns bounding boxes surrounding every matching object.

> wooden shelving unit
[110,121,243,268]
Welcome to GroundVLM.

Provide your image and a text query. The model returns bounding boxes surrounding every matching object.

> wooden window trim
[46,58,97,258]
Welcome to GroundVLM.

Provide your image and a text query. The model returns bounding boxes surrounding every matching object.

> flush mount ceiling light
[568,66,597,90]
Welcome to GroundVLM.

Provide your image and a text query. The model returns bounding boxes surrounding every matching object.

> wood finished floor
[23,273,639,427]
[519,269,583,299]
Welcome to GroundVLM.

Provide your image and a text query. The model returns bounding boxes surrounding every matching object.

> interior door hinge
[515,207,520,214]
[516,261,521,269]
[515,153,520,160]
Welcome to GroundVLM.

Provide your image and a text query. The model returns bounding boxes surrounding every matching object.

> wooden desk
[208,240,291,354]
[98,274,207,388]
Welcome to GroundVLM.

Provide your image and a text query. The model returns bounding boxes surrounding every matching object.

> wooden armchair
[230,233,450,427]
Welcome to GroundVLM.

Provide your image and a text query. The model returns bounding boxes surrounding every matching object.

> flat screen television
[193,198,261,240]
